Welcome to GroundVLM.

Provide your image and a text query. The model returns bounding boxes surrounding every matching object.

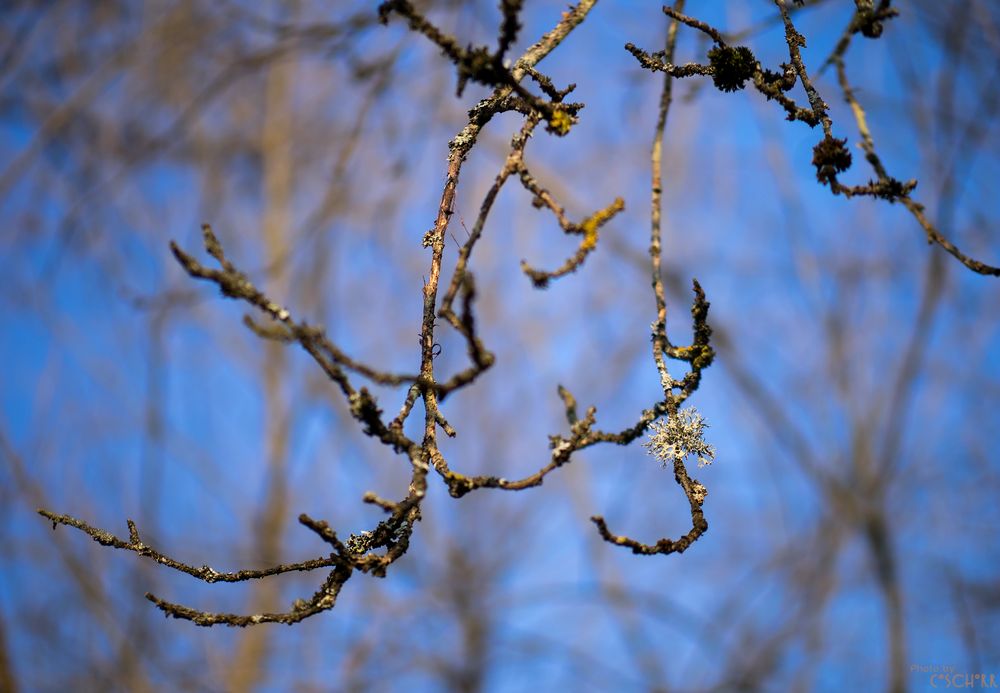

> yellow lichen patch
[670,343,715,370]
[579,197,625,251]
[520,197,624,286]
[547,108,574,136]
[671,345,697,359]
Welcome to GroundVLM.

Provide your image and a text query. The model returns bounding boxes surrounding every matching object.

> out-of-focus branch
[831,52,999,275]
[0,603,16,693]
[627,1,999,276]
[227,39,297,687]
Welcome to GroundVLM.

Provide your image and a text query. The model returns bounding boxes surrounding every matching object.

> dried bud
[812,135,853,185]
[707,45,756,93]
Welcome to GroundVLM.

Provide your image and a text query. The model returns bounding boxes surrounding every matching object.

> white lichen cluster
[347,530,375,555]
[643,406,716,468]
[690,480,708,505]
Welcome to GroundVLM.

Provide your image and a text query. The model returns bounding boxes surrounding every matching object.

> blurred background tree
[2,1,999,691]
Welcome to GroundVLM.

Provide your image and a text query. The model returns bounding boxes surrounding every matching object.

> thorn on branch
[661,6,727,45]
[363,491,399,513]
[298,513,352,557]
[557,384,579,424]
[522,66,574,101]
[201,223,227,266]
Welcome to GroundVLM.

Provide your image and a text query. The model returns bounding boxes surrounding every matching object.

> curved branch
[37,510,346,583]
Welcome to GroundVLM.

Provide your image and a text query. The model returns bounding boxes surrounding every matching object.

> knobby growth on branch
[38,0,998,628]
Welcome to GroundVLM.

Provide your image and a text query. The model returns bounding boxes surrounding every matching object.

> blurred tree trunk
[226,6,297,690]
